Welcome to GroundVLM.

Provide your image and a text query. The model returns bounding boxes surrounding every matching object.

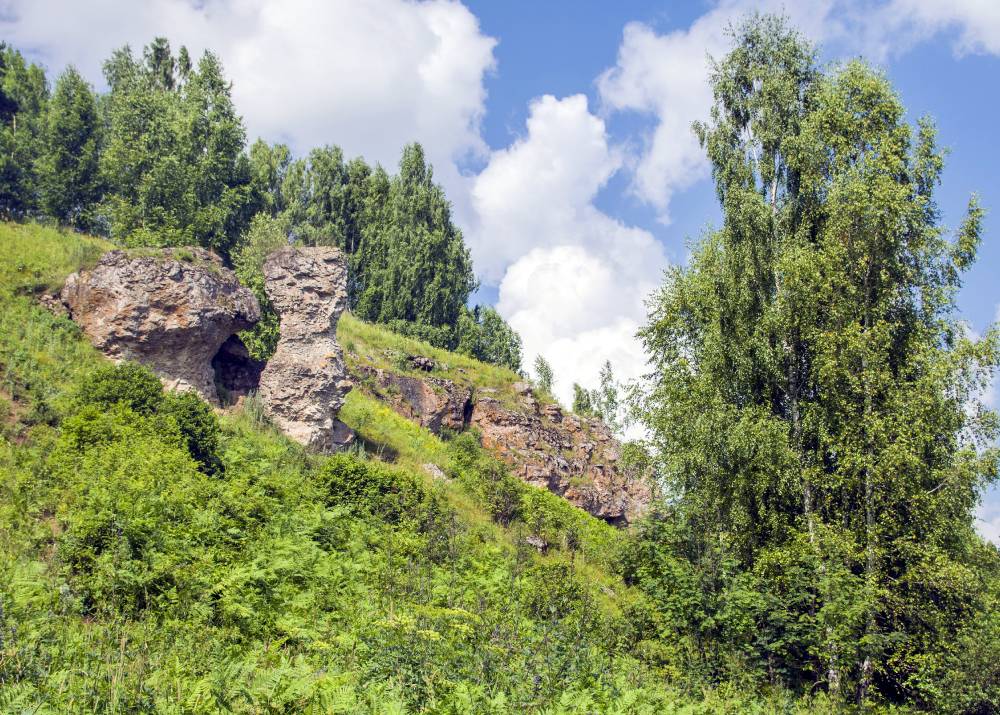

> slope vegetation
[0,222,834,713]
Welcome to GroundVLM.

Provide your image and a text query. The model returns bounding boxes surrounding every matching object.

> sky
[1,0,998,541]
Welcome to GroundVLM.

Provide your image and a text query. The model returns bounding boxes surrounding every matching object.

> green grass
[339,312,546,412]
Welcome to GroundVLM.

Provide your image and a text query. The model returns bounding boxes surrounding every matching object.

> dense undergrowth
[0,222,855,713]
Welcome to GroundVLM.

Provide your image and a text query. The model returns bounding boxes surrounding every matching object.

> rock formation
[257,246,353,451]
[358,365,471,433]
[61,248,259,404]
[470,388,650,526]
[349,362,650,525]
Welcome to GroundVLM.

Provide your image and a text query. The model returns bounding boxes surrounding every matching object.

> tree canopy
[634,15,1000,708]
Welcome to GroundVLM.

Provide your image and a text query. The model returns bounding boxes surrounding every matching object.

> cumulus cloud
[594,0,1000,221]
[472,95,669,407]
[882,0,1000,56]
[978,501,1000,546]
[595,0,844,219]
[0,0,496,225]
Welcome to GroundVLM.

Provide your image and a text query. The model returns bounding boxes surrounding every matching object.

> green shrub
[318,453,428,521]
[75,361,164,415]
[161,390,222,475]
[54,422,212,616]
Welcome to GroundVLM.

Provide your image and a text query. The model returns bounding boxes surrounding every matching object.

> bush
[161,391,223,475]
[54,421,212,616]
[75,361,164,415]
[72,362,222,474]
[318,453,428,521]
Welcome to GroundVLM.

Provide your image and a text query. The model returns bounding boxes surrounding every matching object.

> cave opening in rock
[211,334,265,406]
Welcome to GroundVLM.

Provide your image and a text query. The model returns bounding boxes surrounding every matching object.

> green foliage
[572,361,623,433]
[0,44,48,218]
[231,212,287,360]
[100,38,250,257]
[352,144,477,329]
[637,14,1000,708]
[75,361,164,415]
[456,305,523,372]
[37,66,102,230]
[161,390,223,475]
[72,362,223,475]
[534,354,554,395]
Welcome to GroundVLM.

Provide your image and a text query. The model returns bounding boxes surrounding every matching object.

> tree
[637,14,999,706]
[455,306,522,372]
[0,44,48,218]
[534,355,554,395]
[37,67,102,229]
[353,144,477,328]
[571,383,593,416]
[101,39,251,257]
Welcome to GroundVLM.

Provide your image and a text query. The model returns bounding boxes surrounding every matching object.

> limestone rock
[470,396,651,526]
[358,365,471,434]
[349,359,650,525]
[257,247,352,451]
[61,248,259,403]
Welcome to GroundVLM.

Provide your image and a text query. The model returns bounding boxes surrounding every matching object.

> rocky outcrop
[61,248,259,404]
[257,247,353,451]
[358,365,471,433]
[470,386,650,526]
[351,361,650,524]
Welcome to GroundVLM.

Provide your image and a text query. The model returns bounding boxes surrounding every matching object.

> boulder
[257,247,353,451]
[61,248,259,404]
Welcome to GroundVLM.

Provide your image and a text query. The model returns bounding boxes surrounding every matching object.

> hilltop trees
[635,14,1000,708]
[101,39,250,255]
[38,67,102,230]
[0,36,520,368]
[0,45,48,218]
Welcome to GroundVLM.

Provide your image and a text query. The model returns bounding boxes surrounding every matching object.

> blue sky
[3,0,998,540]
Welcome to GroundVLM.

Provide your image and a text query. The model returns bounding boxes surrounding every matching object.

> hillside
[0,222,830,713]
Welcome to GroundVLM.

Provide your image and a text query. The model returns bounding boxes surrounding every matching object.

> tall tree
[353,143,476,328]
[637,14,999,706]
[0,44,48,218]
[37,67,102,229]
[101,39,250,256]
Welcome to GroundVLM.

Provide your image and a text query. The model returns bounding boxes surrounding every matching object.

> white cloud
[0,0,496,226]
[978,500,1000,546]
[593,0,1000,221]
[594,0,846,219]
[472,95,669,407]
[883,0,1000,56]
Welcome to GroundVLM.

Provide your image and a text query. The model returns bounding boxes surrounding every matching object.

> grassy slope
[0,222,835,714]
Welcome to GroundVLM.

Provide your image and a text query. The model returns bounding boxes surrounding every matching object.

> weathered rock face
[61,248,260,403]
[358,365,471,433]
[257,247,353,451]
[470,391,651,526]
[350,361,650,525]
